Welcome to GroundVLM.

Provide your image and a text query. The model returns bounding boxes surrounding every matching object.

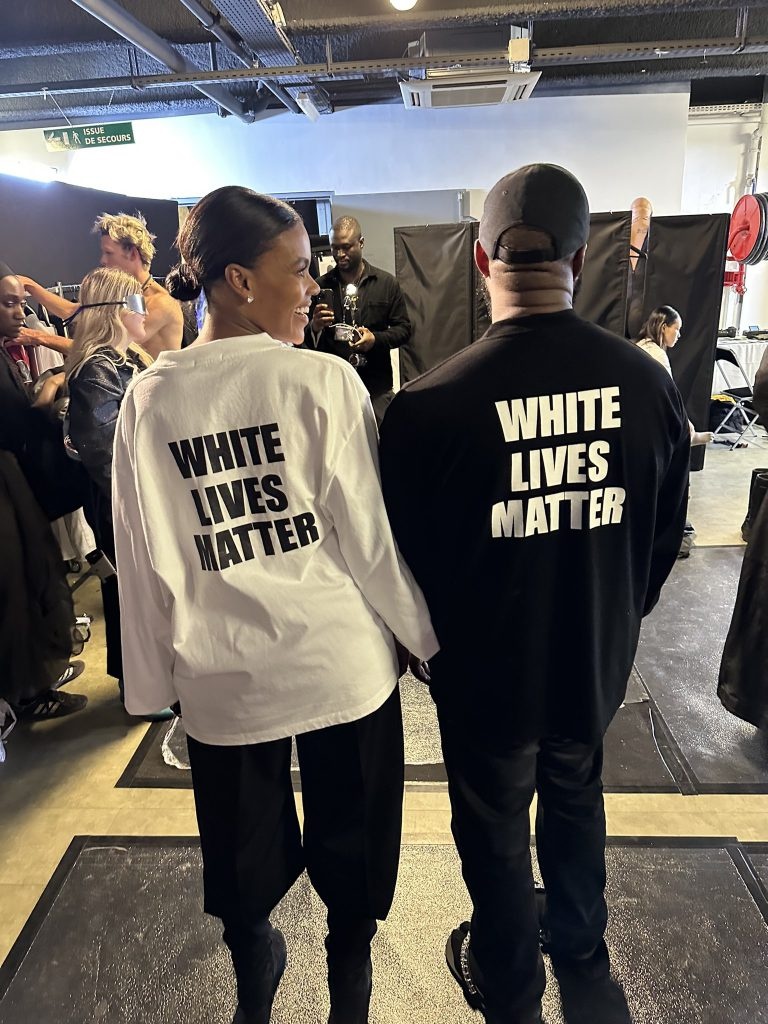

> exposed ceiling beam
[2,37,768,102]
[175,0,300,112]
[69,0,257,121]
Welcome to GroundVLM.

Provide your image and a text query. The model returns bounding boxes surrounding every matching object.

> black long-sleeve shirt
[380,310,690,744]
[304,261,411,399]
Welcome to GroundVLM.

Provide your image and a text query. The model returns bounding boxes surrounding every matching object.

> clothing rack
[46,282,81,296]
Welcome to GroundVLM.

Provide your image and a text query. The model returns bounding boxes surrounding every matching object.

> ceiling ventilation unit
[400,27,540,109]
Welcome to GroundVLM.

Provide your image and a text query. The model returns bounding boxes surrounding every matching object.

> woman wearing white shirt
[111,186,438,1024]
[636,304,712,557]
[635,305,713,446]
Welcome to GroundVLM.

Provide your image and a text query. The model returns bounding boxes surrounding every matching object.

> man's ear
[359,236,365,251]
[572,244,587,280]
[475,239,490,279]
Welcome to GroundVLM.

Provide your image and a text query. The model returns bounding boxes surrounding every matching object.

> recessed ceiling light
[390,0,418,10]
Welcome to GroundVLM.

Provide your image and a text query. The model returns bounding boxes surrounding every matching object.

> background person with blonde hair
[65,267,170,720]
[19,211,184,360]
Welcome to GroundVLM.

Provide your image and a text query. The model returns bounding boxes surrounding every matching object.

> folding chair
[712,347,762,448]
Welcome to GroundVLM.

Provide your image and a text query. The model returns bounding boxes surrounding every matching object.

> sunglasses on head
[63,293,147,326]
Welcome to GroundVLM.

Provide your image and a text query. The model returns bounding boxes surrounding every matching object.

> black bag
[709,396,749,434]
[22,418,89,521]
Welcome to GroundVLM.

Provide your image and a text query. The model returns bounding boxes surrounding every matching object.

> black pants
[187,685,404,935]
[436,705,607,1024]
[371,389,395,427]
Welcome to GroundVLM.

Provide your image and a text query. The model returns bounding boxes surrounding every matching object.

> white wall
[682,119,755,214]
[0,90,689,216]
[682,111,768,329]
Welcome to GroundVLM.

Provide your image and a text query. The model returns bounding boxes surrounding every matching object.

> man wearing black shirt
[380,166,690,1024]
[307,216,411,423]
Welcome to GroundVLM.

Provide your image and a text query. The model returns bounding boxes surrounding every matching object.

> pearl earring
[247,296,254,304]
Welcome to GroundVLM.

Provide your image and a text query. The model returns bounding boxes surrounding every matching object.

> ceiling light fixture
[390,0,419,10]
[296,92,320,122]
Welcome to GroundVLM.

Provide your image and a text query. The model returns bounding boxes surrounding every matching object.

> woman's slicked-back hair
[165,186,302,302]
[636,304,681,349]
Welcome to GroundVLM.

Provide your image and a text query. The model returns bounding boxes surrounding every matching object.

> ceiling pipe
[176,0,301,112]
[69,0,256,121]
[4,36,768,101]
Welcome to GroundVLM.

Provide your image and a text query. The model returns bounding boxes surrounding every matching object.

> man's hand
[351,327,375,353]
[311,302,335,334]
[408,656,431,684]
[18,327,72,355]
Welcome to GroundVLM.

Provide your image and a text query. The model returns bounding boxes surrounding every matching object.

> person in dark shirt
[0,263,90,524]
[379,165,690,1024]
[306,216,411,423]
[0,263,87,719]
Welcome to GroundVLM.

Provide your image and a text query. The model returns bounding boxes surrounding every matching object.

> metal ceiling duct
[176,0,301,113]
[214,0,332,114]
[69,0,257,122]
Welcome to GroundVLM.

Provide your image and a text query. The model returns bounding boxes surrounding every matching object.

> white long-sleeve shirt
[637,339,673,376]
[112,333,438,745]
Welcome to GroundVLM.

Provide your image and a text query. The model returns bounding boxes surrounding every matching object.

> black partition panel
[574,211,632,337]
[643,214,730,470]
[393,211,728,451]
[395,222,489,385]
[0,174,180,285]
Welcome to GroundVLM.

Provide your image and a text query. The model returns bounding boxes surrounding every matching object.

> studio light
[390,0,418,10]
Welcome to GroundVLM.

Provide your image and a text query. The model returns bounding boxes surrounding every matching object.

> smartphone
[316,288,334,309]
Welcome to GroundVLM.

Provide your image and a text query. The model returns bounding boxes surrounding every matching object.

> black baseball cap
[479,164,590,265]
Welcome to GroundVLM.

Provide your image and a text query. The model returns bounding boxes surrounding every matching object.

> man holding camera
[306,216,411,424]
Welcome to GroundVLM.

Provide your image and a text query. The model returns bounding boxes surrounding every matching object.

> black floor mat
[2,836,767,1024]
[117,547,766,796]
[117,668,682,793]
[748,846,768,893]
[635,546,768,792]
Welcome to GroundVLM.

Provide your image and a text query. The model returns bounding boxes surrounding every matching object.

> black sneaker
[549,943,632,1024]
[446,922,486,1012]
[230,928,287,1024]
[328,957,372,1024]
[447,922,546,1023]
[18,690,88,719]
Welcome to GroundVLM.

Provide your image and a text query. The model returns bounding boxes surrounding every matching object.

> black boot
[741,470,768,542]
[223,919,287,1024]
[326,913,377,1024]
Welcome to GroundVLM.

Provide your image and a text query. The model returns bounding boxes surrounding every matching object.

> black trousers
[435,704,607,1024]
[186,685,404,934]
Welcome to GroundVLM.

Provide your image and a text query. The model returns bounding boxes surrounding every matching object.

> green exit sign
[43,122,135,152]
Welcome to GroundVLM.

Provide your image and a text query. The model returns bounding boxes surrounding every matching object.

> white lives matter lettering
[491,387,626,539]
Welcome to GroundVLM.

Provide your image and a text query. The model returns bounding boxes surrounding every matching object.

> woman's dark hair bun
[166,261,202,302]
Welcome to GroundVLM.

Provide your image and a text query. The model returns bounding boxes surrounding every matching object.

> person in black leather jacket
[65,267,169,719]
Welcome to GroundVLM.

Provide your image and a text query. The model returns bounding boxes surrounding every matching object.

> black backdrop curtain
[392,212,728,468]
[568,211,729,471]
[573,212,631,338]
[0,174,180,286]
[645,214,730,470]
[395,222,489,385]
